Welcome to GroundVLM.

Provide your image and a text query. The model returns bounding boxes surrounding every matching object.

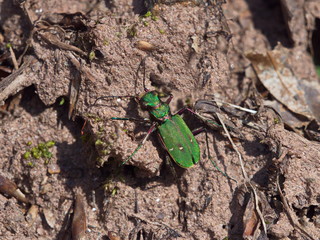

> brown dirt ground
[0,0,320,239]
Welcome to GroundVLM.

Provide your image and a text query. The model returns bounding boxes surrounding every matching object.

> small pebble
[47,164,61,174]
[134,40,156,52]
[43,208,56,229]
[26,205,39,224]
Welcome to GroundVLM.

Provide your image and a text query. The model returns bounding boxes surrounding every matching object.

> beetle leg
[121,122,157,166]
[175,106,221,129]
[175,106,196,116]
[203,130,237,183]
[165,154,178,180]
[192,127,205,136]
[165,94,174,104]
[157,133,178,179]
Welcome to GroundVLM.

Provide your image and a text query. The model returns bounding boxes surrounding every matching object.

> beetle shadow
[206,130,237,191]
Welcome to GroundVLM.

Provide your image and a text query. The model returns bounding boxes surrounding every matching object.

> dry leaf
[246,44,316,120]
[72,194,87,240]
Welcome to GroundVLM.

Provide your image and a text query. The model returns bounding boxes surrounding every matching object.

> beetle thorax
[150,104,170,120]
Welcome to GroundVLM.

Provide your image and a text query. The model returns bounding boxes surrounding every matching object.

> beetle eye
[140,99,149,108]
[158,92,166,98]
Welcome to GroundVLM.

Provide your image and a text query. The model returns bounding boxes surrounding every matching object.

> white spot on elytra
[179,147,184,150]
[169,148,174,151]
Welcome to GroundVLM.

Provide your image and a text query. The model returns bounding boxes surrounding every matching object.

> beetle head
[138,91,161,109]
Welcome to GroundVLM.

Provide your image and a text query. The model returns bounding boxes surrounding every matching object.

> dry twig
[276,174,315,240]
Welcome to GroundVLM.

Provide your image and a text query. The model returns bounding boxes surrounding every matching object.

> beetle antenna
[136,55,151,93]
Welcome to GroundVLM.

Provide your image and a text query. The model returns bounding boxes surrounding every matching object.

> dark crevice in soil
[104,0,116,9]
[245,0,294,48]
[270,194,283,213]
[306,205,317,221]
[19,85,47,115]
[242,139,269,157]
[311,18,320,66]
[132,0,148,15]
[251,163,272,188]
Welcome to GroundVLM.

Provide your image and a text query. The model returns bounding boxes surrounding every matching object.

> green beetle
[112,90,200,168]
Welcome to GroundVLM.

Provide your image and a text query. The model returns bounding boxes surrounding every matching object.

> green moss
[103,181,119,196]
[140,11,157,23]
[26,162,35,167]
[111,187,118,196]
[89,51,95,61]
[95,139,104,146]
[46,141,55,148]
[100,149,110,156]
[151,15,158,21]
[37,143,46,151]
[31,147,41,159]
[23,140,55,162]
[23,151,31,159]
[142,11,152,18]
[59,98,65,106]
[43,150,53,159]
[143,21,149,27]
[274,118,280,124]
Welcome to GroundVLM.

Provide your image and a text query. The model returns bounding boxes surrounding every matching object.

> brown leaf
[72,194,87,240]
[246,44,318,121]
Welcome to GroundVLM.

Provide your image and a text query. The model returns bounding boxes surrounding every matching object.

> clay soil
[0,0,320,240]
